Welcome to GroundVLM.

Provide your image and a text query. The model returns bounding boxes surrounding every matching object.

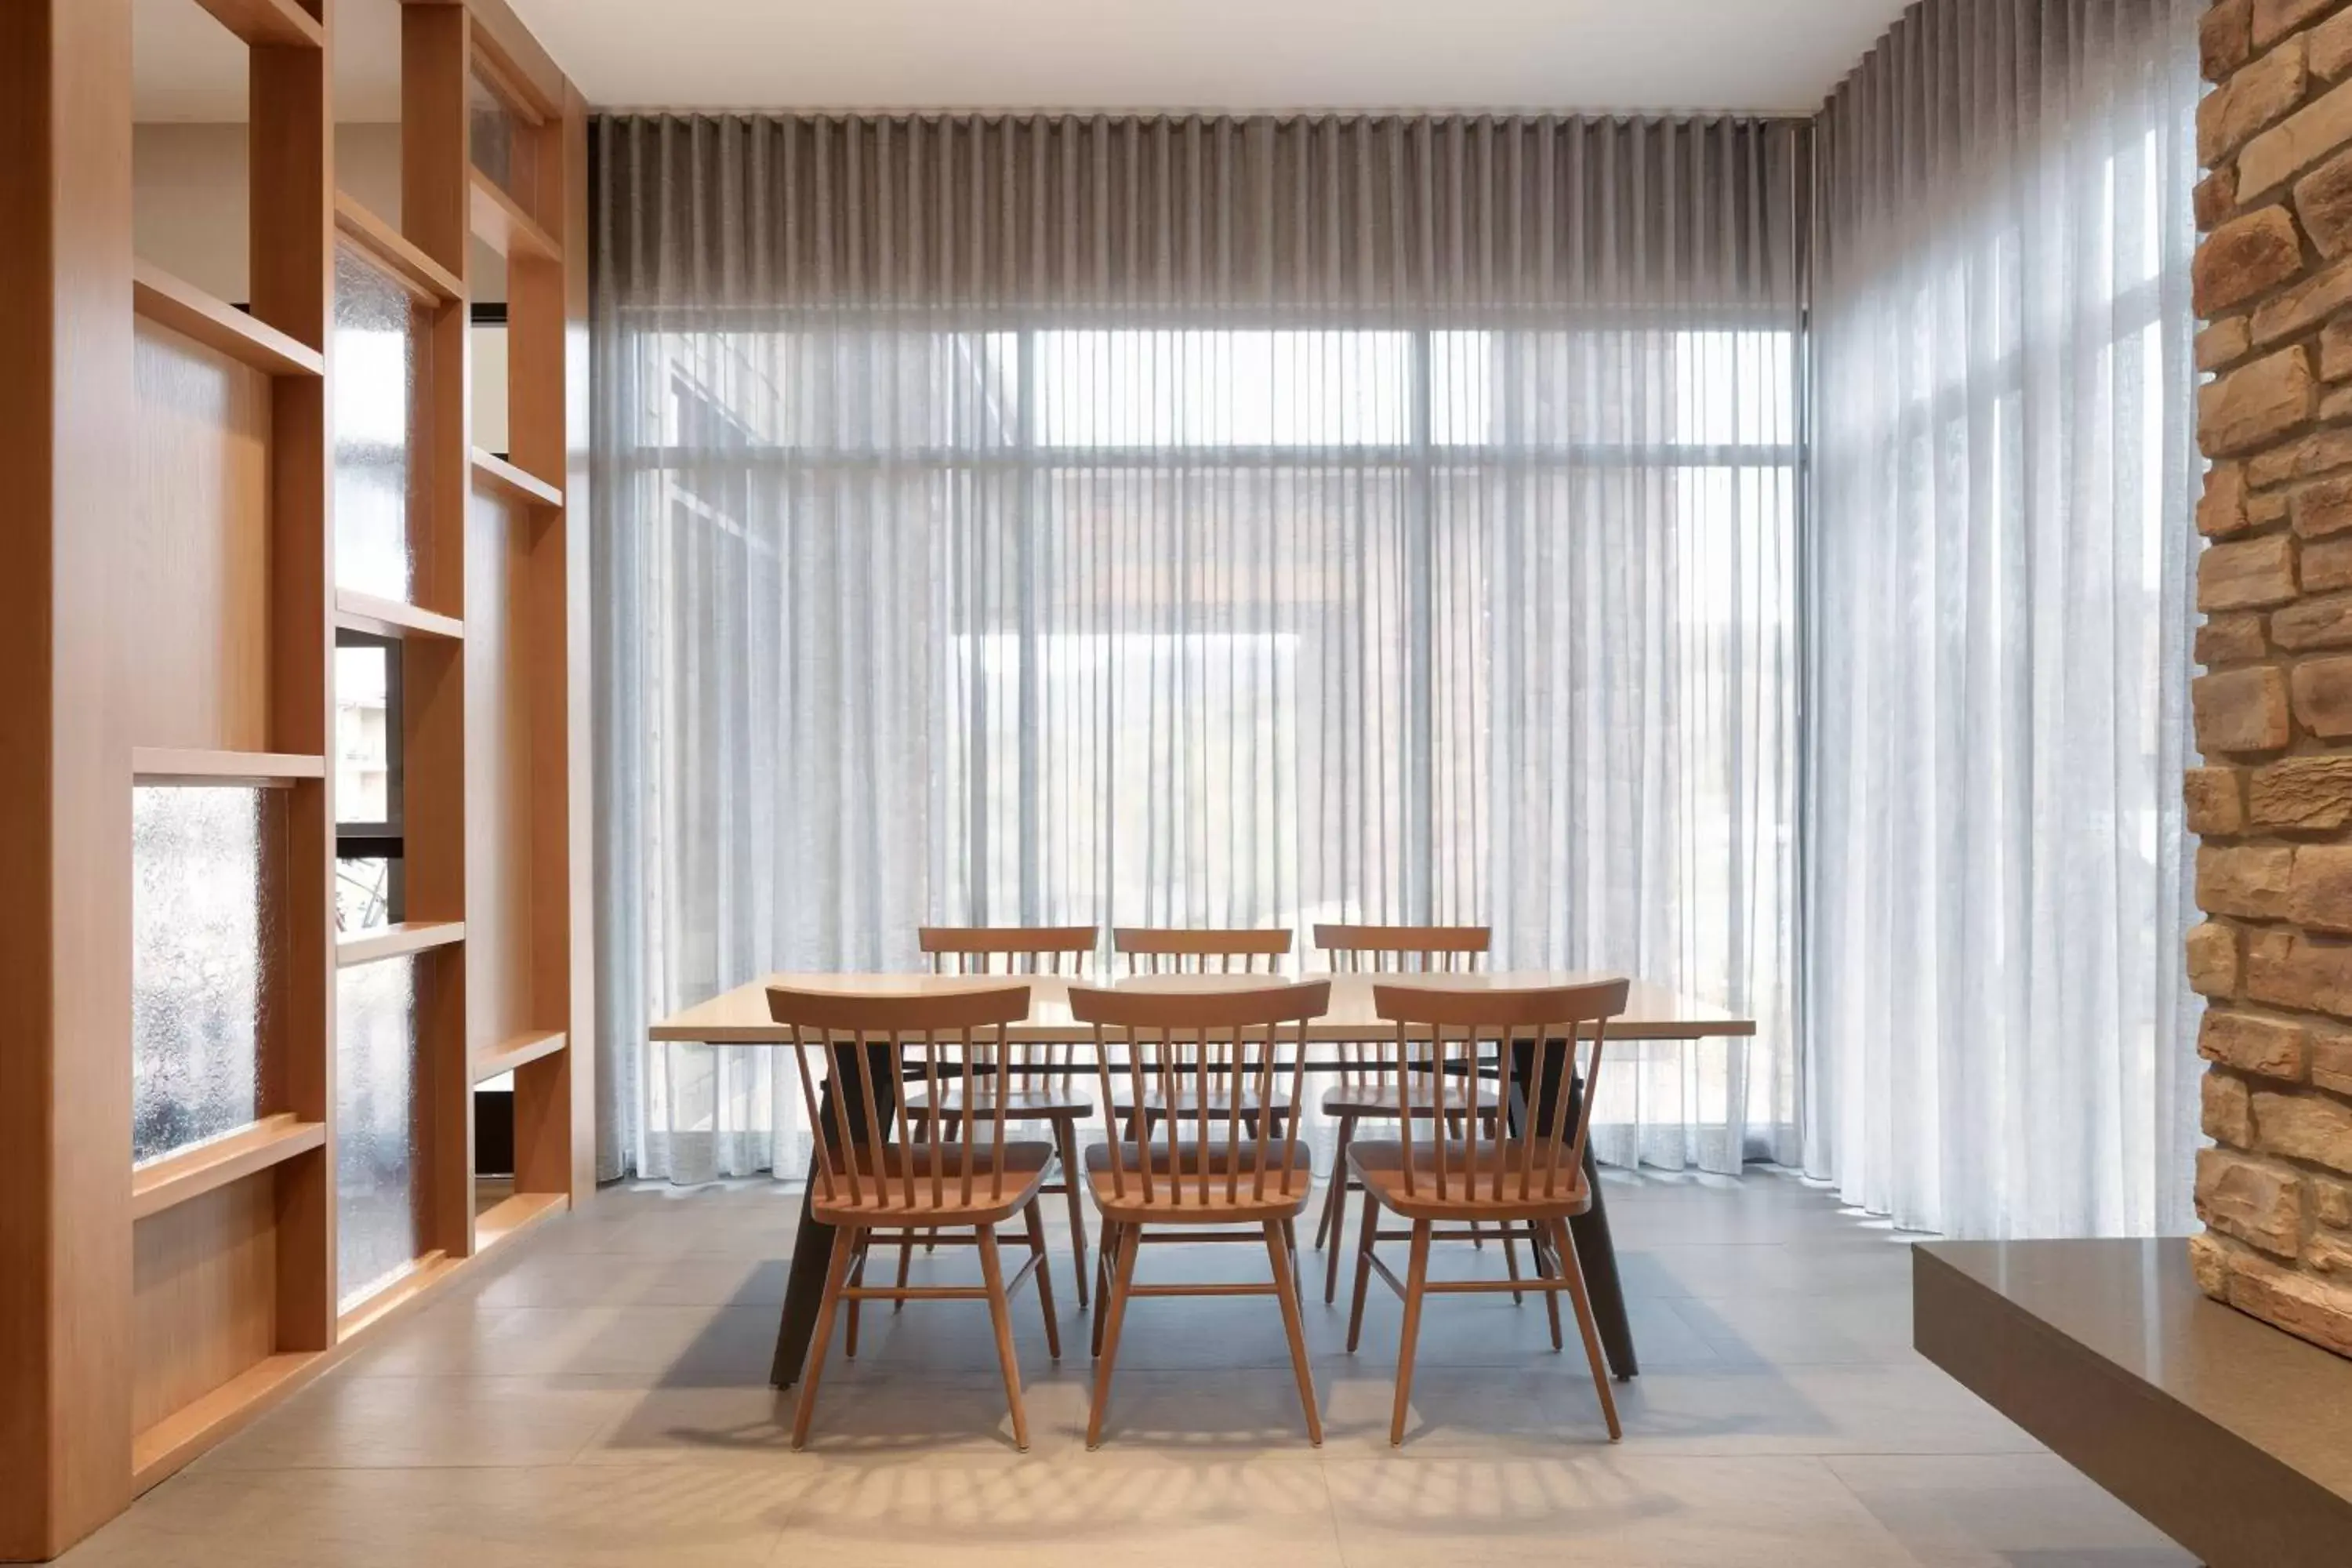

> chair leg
[1024,1199,1062,1361]
[1389,1220,1432,1447]
[1532,1223,1563,1350]
[1262,1220,1323,1446]
[1091,1222,1122,1359]
[1320,1117,1355,1302]
[1052,1116,1091,1312]
[1322,1178,1350,1304]
[1087,1221,1143,1449]
[1487,1113,1517,1288]
[1314,1114,1354,1249]
[790,1224,859,1450]
[844,1232,869,1359]
[1550,1217,1623,1441]
[1345,1187,1381,1353]
[975,1226,1031,1452]
[902,1116,935,1285]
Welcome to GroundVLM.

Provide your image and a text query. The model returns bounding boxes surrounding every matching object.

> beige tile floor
[63,1170,2195,1566]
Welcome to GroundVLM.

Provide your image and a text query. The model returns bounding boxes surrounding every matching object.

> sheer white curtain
[1805,0,2203,1236]
[590,114,1802,1183]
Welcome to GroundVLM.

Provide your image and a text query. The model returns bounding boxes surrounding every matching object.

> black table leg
[769,1040,901,1389]
[1566,1146,1638,1380]
[1510,1038,1639,1381]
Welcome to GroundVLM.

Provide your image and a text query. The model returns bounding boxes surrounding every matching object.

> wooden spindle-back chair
[1103,927,1300,1137]
[901,926,1099,1308]
[1342,978,1630,1446]
[768,982,1062,1450]
[1112,925,1292,975]
[1066,980,1330,1448]
[1312,924,1490,973]
[1311,925,1511,1304]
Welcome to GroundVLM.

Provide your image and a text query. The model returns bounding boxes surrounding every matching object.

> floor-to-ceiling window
[591,114,1803,1184]
[1806,0,2202,1237]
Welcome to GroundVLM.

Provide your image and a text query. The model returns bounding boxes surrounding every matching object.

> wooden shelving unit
[0,2,589,1552]
[130,263,323,378]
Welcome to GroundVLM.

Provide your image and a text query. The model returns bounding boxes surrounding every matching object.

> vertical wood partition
[0,1,136,1558]
[0,1,591,1557]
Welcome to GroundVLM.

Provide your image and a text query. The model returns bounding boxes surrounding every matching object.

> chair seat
[1320,1080,1507,1120]
[903,1084,1094,1120]
[1346,1138,1592,1221]
[807,1139,1056,1226]
[1082,1138,1314,1218]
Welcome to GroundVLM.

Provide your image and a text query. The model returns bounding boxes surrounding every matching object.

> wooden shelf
[335,1250,455,1339]
[475,1191,567,1250]
[470,447,564,508]
[336,920,466,967]
[333,193,464,303]
[132,261,324,379]
[132,1351,320,1490]
[191,0,323,49]
[335,589,464,641]
[132,747,325,786]
[468,167,561,263]
[132,1115,325,1222]
[473,1030,566,1084]
[132,1199,546,1493]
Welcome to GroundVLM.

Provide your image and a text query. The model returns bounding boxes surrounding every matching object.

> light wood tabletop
[649,971,1755,1044]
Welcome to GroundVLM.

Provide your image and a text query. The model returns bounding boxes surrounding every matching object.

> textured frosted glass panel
[333,243,423,602]
[470,71,524,198]
[336,956,426,1309]
[132,786,277,1165]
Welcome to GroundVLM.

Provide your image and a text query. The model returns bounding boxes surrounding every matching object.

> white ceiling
[136,0,1915,122]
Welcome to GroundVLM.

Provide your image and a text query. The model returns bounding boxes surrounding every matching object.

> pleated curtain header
[593,112,1806,316]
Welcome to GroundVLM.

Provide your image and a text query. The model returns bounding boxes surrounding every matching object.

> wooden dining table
[648,970,1757,1390]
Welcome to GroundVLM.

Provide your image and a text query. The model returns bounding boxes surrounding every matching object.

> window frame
[619,311,1800,925]
[334,627,405,928]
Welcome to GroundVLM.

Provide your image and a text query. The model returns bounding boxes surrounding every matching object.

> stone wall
[2191,0,2352,1359]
